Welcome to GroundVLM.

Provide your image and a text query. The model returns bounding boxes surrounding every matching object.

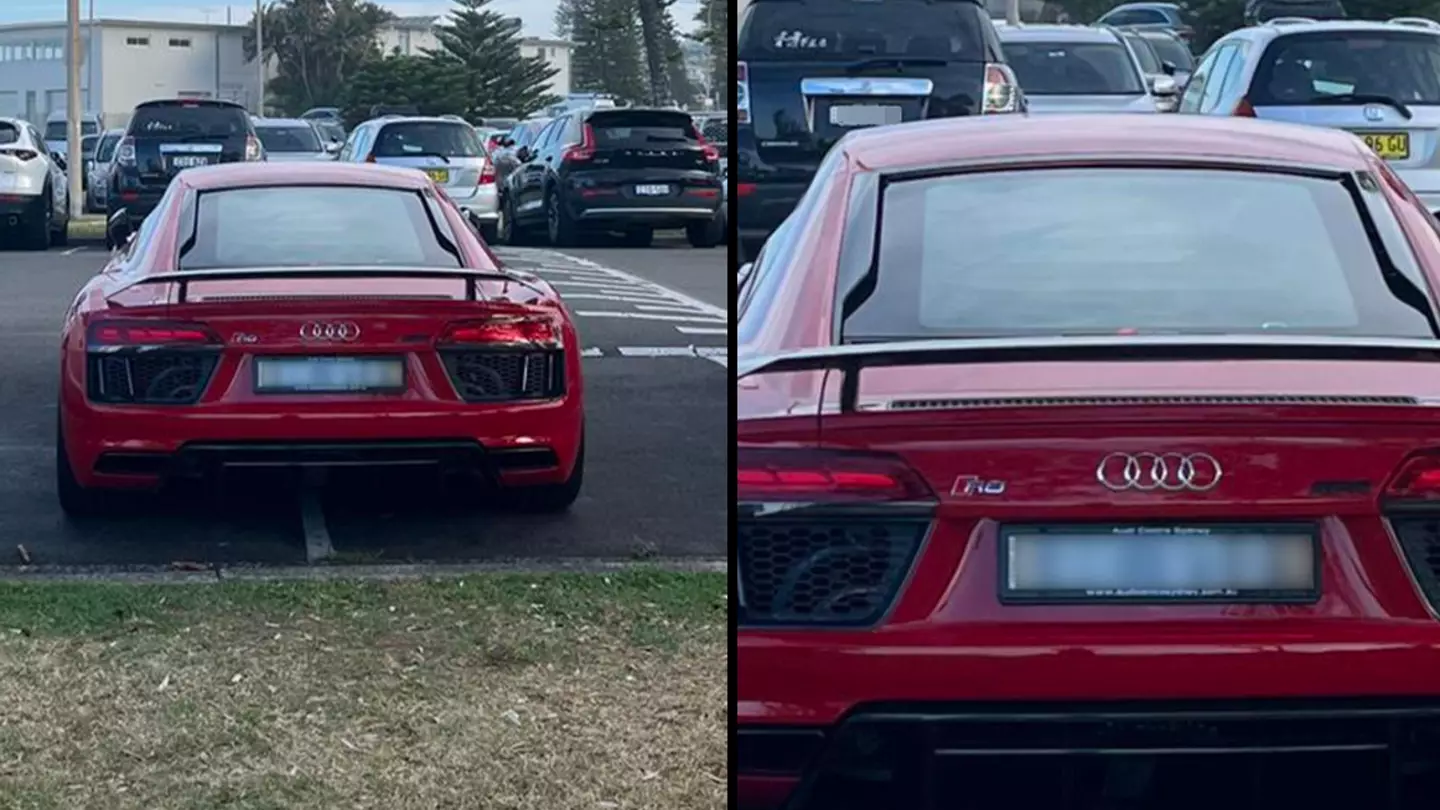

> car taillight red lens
[440,316,560,347]
[88,320,219,346]
[563,124,596,163]
[738,448,936,503]
[1386,455,1440,500]
[479,161,496,184]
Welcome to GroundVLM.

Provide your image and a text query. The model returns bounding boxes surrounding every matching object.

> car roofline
[856,151,1359,182]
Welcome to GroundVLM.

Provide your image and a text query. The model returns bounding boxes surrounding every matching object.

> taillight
[1385,455,1440,502]
[479,160,496,185]
[692,126,720,164]
[737,61,751,125]
[562,124,596,163]
[440,315,561,348]
[87,320,219,347]
[1233,98,1257,117]
[244,134,263,161]
[117,136,136,166]
[738,447,935,504]
[982,62,1021,114]
[1,149,37,161]
[737,182,756,197]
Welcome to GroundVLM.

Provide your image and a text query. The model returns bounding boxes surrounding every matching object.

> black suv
[736,0,1018,260]
[109,98,260,231]
[496,107,724,248]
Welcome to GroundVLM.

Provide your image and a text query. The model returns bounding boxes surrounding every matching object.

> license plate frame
[1362,131,1410,160]
[424,168,450,183]
[253,356,406,394]
[997,522,1321,605]
[828,103,905,128]
[634,183,671,196]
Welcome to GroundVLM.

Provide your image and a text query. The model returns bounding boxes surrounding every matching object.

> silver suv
[337,115,499,241]
[1178,17,1440,212]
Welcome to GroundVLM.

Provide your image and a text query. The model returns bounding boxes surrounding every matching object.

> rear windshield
[0,123,17,145]
[841,168,1435,340]
[1002,41,1145,94]
[1123,34,1161,73]
[373,122,482,158]
[256,124,322,152]
[130,103,249,138]
[588,111,699,146]
[95,133,120,161]
[738,0,985,61]
[511,119,549,147]
[1142,33,1194,70]
[44,120,100,140]
[178,186,461,270]
[1251,31,1440,105]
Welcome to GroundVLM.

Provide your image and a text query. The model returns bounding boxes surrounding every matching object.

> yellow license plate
[424,168,449,183]
[1362,132,1410,160]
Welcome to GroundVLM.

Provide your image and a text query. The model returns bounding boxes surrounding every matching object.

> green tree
[425,0,561,119]
[657,5,698,107]
[337,55,459,129]
[556,0,648,104]
[244,0,393,115]
[636,0,672,104]
[693,0,727,104]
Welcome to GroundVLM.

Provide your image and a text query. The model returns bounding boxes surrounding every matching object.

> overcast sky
[0,0,704,39]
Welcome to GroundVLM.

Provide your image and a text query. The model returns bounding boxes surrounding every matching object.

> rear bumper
[565,181,722,228]
[0,191,44,220]
[62,398,583,490]
[738,629,1440,809]
[445,186,499,222]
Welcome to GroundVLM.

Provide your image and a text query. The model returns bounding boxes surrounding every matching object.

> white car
[0,117,70,249]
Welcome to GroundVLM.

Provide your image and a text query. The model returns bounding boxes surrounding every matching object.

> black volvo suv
[736,0,1020,261]
[108,98,262,243]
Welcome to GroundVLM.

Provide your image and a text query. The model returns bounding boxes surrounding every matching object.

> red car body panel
[736,116,1440,808]
[61,162,582,491]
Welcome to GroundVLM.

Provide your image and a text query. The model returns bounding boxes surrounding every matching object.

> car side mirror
[106,209,133,248]
[1161,60,1178,76]
[517,146,533,162]
[1150,75,1179,97]
[502,138,516,148]
[325,141,341,154]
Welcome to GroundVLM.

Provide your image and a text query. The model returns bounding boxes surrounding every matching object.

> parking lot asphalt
[0,238,728,569]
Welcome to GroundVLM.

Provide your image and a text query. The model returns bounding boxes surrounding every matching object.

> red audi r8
[58,161,583,515]
[736,114,1440,809]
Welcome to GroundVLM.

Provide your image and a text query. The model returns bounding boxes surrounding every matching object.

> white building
[0,19,262,128]
[376,16,572,98]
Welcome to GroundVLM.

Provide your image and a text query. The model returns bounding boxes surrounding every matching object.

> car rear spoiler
[108,266,533,304]
[738,335,1440,413]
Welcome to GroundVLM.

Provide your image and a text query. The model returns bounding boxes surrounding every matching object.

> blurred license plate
[1362,132,1410,160]
[829,104,904,128]
[635,184,670,196]
[169,155,210,170]
[424,168,449,183]
[1000,524,1318,603]
[254,357,404,393]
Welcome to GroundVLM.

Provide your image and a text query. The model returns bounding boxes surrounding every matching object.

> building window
[126,36,149,46]
[169,38,191,48]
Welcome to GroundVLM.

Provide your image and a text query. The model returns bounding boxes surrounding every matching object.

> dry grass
[0,571,727,810]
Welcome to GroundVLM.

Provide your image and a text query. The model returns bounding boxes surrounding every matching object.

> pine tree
[657,5,696,107]
[635,0,672,105]
[694,0,727,104]
[426,0,561,119]
[556,0,647,104]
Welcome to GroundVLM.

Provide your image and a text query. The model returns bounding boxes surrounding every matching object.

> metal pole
[1006,0,1021,25]
[254,0,265,114]
[66,0,82,219]
[86,0,93,110]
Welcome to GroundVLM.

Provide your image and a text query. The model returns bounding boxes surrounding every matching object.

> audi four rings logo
[1096,452,1222,492]
[299,321,360,341]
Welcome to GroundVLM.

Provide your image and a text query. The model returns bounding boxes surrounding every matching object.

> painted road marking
[575,310,727,324]
[675,326,729,335]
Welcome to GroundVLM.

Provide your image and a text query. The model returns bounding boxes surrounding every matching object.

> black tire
[478,221,498,243]
[50,212,68,248]
[497,194,525,245]
[23,191,51,251]
[686,215,722,248]
[508,436,584,513]
[55,416,118,518]
[621,226,654,248]
[545,188,577,247]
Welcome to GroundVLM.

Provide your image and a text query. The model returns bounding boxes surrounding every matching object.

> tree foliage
[424,0,562,120]
[693,0,728,103]
[244,0,393,115]
[556,0,648,104]
[338,55,457,129]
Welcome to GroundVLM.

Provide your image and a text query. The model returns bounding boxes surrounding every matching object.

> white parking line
[675,326,729,335]
[574,310,727,324]
[61,246,84,256]
[560,292,681,304]
[634,303,715,314]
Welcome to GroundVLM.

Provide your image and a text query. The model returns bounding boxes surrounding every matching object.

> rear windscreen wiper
[392,151,451,163]
[845,57,948,72]
[1311,93,1413,120]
